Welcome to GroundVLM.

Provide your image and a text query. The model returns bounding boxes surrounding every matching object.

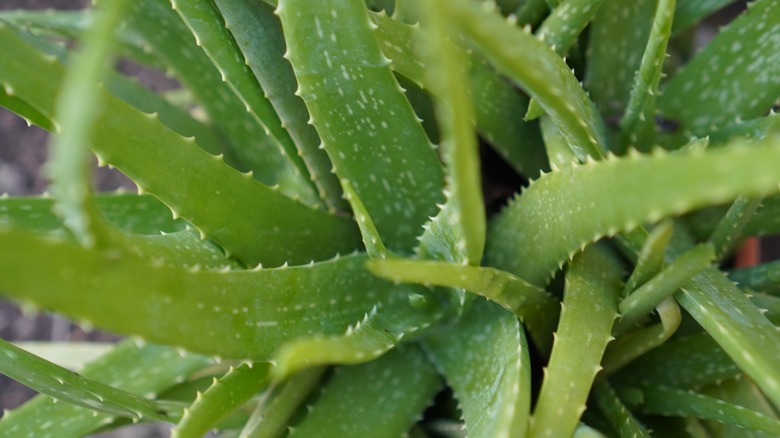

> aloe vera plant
[1,0,780,436]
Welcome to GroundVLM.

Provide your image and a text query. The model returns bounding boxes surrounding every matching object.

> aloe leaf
[122,0,313,203]
[172,363,271,438]
[169,0,319,207]
[708,195,764,261]
[277,0,444,253]
[0,228,410,360]
[592,381,650,438]
[517,0,551,27]
[418,0,485,265]
[672,0,741,34]
[424,299,531,438]
[272,292,445,379]
[675,265,780,408]
[616,244,714,334]
[731,261,780,296]
[212,0,345,212]
[45,0,129,249]
[611,332,740,390]
[0,26,362,267]
[367,258,558,353]
[620,0,675,151]
[0,341,211,437]
[487,134,780,287]
[603,297,681,375]
[623,220,674,296]
[700,377,780,438]
[0,194,184,235]
[342,181,389,259]
[686,194,780,240]
[370,11,547,178]
[241,367,325,438]
[0,86,54,130]
[441,0,608,161]
[289,345,441,438]
[658,0,780,137]
[0,337,171,421]
[585,0,655,119]
[620,385,780,435]
[540,115,576,169]
[709,112,780,144]
[529,244,621,438]
[9,342,112,371]
[537,0,605,57]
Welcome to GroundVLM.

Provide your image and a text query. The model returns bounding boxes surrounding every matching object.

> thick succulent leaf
[0,26,362,267]
[623,220,673,296]
[367,258,558,353]
[241,367,325,438]
[169,0,319,208]
[529,244,621,438]
[0,341,211,438]
[0,86,54,130]
[616,244,714,333]
[120,0,319,204]
[9,342,112,371]
[585,0,655,119]
[370,11,548,178]
[619,0,675,151]
[277,0,444,253]
[540,115,576,169]
[602,297,681,375]
[709,112,780,144]
[658,0,780,137]
[537,0,605,56]
[424,299,531,438]
[731,261,780,296]
[46,0,129,248]
[591,381,650,438]
[172,363,272,438]
[0,194,184,235]
[673,0,741,33]
[272,292,446,379]
[289,345,441,438]
[0,337,171,421]
[676,265,780,408]
[441,0,608,161]
[700,377,780,438]
[619,385,780,435]
[487,134,780,287]
[686,194,780,240]
[0,228,410,360]
[212,0,345,212]
[611,332,740,390]
[707,195,763,261]
[417,0,485,265]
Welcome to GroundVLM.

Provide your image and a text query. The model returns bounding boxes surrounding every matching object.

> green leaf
[700,376,780,438]
[616,244,714,334]
[730,260,780,296]
[611,332,740,390]
[537,0,605,57]
[169,0,319,208]
[424,299,531,438]
[623,220,674,297]
[673,0,741,34]
[289,345,441,438]
[619,0,676,151]
[585,0,655,119]
[441,0,608,161]
[212,0,346,212]
[417,0,485,265]
[591,381,650,438]
[529,244,621,438]
[0,228,411,360]
[0,338,171,421]
[369,10,548,178]
[366,258,558,354]
[277,0,444,253]
[620,385,780,435]
[707,195,763,261]
[172,363,272,438]
[0,341,211,437]
[658,0,780,136]
[487,134,780,287]
[241,367,325,438]
[0,26,362,267]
